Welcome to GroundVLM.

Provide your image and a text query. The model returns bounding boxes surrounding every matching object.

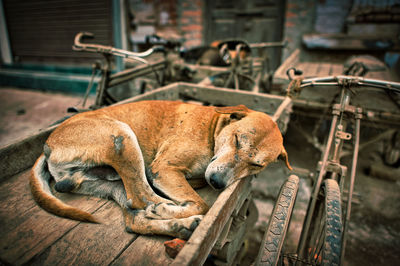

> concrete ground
[0,86,399,265]
[0,87,94,147]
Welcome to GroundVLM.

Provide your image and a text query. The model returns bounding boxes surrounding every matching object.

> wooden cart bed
[0,83,292,265]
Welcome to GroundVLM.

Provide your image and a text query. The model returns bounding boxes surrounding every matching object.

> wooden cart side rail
[172,177,252,266]
[0,126,56,181]
[171,94,293,265]
[176,82,286,115]
[115,82,181,105]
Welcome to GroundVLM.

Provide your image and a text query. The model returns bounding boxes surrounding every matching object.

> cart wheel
[256,175,299,266]
[302,179,342,266]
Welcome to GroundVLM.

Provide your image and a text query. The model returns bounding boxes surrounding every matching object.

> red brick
[286,11,297,18]
[286,21,295,27]
[181,24,202,32]
[182,10,202,17]
[184,39,202,48]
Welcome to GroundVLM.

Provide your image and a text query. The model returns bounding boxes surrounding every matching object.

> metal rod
[73,32,155,64]
[249,40,288,48]
[340,112,361,265]
[94,55,111,107]
[108,60,166,87]
[301,75,400,90]
[272,96,292,122]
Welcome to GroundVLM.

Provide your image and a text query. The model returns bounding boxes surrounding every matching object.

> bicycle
[197,39,287,92]
[256,74,400,265]
[72,32,184,110]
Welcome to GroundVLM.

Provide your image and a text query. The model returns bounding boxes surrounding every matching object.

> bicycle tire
[256,175,299,266]
[303,179,342,266]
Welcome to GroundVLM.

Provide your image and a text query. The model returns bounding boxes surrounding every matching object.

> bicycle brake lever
[286,67,303,80]
[73,32,95,51]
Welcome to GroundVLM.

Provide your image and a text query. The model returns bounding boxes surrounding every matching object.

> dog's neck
[209,113,230,153]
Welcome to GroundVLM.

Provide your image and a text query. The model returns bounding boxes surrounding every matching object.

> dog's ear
[215,105,249,120]
[279,147,292,170]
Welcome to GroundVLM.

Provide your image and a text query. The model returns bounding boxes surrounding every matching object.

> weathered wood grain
[316,63,333,76]
[178,83,286,115]
[111,235,173,266]
[172,177,252,266]
[302,62,320,78]
[329,63,344,75]
[0,170,37,234]
[0,126,55,181]
[116,83,180,105]
[29,202,136,266]
[0,170,107,265]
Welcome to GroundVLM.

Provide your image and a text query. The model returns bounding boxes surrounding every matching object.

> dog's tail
[30,154,98,223]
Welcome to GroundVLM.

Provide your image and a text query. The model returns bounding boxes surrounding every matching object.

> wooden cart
[0,83,292,265]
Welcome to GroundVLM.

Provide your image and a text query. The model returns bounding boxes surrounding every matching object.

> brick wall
[282,0,316,61]
[179,0,204,48]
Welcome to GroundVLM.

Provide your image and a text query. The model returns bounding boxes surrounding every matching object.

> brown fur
[30,100,290,238]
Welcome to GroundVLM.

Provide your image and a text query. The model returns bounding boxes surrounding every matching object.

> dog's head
[205,105,291,190]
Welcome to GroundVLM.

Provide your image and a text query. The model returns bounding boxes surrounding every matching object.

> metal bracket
[317,160,348,177]
[336,130,352,140]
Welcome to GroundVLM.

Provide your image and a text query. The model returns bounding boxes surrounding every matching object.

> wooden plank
[177,83,285,115]
[110,187,221,265]
[316,63,333,76]
[330,63,344,75]
[302,33,400,51]
[171,177,252,266]
[115,83,180,105]
[111,235,173,266]
[0,171,38,235]
[0,126,56,181]
[30,202,136,266]
[0,170,107,265]
[302,62,320,78]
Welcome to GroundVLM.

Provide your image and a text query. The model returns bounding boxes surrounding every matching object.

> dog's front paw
[144,202,179,219]
[170,215,203,239]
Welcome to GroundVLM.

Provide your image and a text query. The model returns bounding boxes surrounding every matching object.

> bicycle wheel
[256,175,299,266]
[303,179,342,266]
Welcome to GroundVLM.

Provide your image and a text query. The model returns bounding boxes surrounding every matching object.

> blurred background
[1,0,398,93]
[0,1,399,265]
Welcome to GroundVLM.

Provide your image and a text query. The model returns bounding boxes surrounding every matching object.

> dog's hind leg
[123,208,203,239]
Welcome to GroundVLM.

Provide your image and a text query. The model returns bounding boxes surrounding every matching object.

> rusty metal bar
[340,109,362,265]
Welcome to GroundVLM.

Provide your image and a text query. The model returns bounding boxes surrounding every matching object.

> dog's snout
[54,179,76,193]
[209,173,225,190]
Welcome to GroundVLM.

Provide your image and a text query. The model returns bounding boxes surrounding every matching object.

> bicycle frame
[296,76,400,264]
[72,32,168,109]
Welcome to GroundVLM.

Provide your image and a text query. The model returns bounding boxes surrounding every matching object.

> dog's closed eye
[250,162,264,168]
[234,134,241,149]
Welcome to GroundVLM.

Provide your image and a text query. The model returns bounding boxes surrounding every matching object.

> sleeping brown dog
[30,100,291,239]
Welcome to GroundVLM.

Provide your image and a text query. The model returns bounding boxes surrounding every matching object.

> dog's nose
[209,173,225,190]
[54,179,76,193]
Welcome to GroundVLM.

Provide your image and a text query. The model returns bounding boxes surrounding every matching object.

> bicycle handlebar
[300,75,400,93]
[73,32,164,64]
